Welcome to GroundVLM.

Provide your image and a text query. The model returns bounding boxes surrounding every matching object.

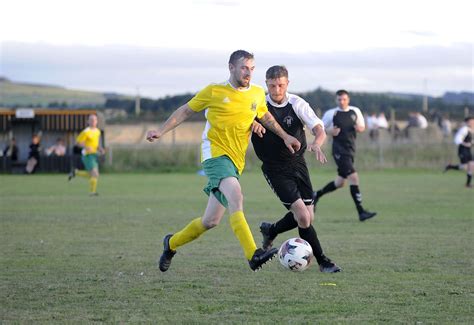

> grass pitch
[1,170,473,323]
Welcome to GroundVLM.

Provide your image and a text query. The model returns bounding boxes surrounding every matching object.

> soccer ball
[278,238,313,272]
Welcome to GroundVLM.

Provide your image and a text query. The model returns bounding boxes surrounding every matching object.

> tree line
[105,87,470,122]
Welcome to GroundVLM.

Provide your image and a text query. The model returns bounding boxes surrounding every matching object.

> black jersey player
[444,116,474,188]
[314,90,377,222]
[251,65,341,273]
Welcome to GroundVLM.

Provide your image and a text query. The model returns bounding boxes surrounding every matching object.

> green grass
[1,170,473,323]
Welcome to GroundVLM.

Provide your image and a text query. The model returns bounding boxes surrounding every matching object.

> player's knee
[347,173,359,184]
[336,179,346,188]
[295,209,311,228]
[228,191,243,209]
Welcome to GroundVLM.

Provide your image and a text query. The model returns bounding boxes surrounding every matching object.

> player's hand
[308,143,327,164]
[332,127,341,137]
[99,147,106,155]
[146,130,161,142]
[462,141,472,147]
[251,121,266,138]
[284,135,301,154]
[85,146,93,154]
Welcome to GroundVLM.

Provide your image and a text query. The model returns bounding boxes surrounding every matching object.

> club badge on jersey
[283,116,294,128]
[251,101,257,111]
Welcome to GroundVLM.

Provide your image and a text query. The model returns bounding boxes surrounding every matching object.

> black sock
[350,185,364,214]
[298,225,325,264]
[446,164,460,170]
[270,212,298,238]
[467,173,472,186]
[317,181,338,198]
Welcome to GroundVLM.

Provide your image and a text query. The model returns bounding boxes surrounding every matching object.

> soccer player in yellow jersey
[68,114,104,196]
[146,50,301,271]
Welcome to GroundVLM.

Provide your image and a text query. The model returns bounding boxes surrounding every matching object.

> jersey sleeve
[322,109,335,130]
[255,89,268,119]
[187,84,213,112]
[293,99,324,134]
[353,107,365,128]
[454,126,468,145]
[76,130,87,144]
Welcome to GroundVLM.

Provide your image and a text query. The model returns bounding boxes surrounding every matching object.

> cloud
[403,30,438,37]
[1,42,472,97]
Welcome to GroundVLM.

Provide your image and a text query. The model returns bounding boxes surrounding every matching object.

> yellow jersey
[76,127,101,154]
[188,81,268,174]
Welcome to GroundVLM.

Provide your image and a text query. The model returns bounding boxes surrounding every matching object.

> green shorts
[202,155,240,208]
[82,154,99,171]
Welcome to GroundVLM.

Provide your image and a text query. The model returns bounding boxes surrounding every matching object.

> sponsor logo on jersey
[223,97,231,103]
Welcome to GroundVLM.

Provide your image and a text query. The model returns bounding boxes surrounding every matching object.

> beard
[236,77,250,88]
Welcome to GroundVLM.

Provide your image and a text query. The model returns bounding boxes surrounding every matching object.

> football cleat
[68,169,75,181]
[319,256,342,273]
[249,248,278,271]
[158,234,176,272]
[259,222,276,251]
[359,210,377,222]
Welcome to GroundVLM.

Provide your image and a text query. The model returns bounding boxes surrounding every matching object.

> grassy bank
[104,141,459,173]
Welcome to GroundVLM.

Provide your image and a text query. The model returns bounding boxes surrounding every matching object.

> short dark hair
[266,65,289,80]
[336,89,350,96]
[229,50,254,65]
[465,116,474,122]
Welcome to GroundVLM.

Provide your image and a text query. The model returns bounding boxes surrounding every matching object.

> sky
[0,0,473,97]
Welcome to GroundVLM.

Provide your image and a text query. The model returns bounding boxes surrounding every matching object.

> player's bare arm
[355,125,365,133]
[259,112,301,153]
[146,104,195,142]
[331,127,341,136]
[308,124,327,164]
[251,120,266,138]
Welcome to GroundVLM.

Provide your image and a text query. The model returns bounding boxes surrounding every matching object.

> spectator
[3,138,19,161]
[407,112,420,128]
[26,134,41,174]
[404,112,419,137]
[431,110,442,128]
[377,112,389,129]
[46,138,66,156]
[440,114,452,138]
[416,112,428,129]
[367,112,379,141]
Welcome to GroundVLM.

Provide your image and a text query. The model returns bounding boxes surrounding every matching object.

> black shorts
[333,153,356,178]
[262,161,314,209]
[459,146,473,164]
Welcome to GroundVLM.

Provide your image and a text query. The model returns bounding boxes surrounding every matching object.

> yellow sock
[76,170,89,178]
[169,217,207,251]
[229,211,257,260]
[89,177,98,193]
